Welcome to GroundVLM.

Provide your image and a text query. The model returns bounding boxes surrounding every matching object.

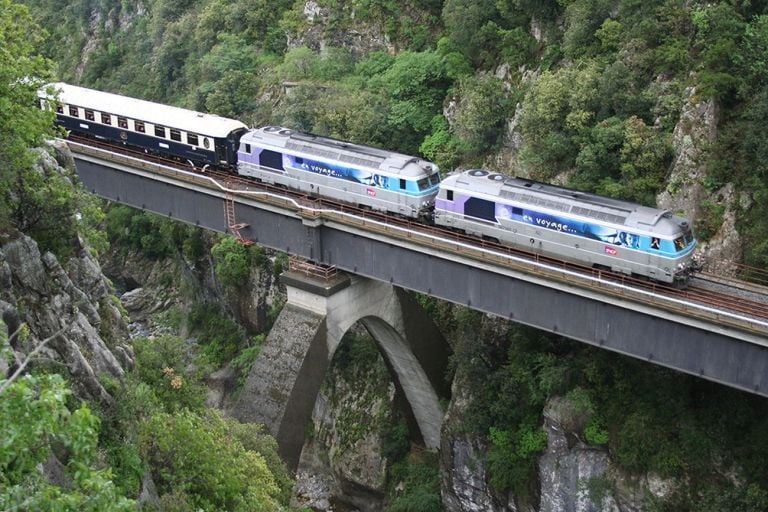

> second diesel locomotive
[40,82,698,285]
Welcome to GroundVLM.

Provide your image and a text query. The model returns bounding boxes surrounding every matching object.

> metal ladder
[223,182,253,246]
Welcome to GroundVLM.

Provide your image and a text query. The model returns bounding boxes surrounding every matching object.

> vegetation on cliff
[3,0,768,509]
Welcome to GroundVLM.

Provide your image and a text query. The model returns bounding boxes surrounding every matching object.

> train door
[215,142,227,165]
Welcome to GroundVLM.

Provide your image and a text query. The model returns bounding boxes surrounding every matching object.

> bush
[139,409,287,511]
[211,236,252,289]
[386,452,441,512]
[0,374,135,511]
[131,335,207,412]
[188,303,246,367]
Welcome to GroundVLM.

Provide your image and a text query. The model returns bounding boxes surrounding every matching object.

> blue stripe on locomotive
[240,143,438,197]
[490,201,694,257]
[57,114,218,165]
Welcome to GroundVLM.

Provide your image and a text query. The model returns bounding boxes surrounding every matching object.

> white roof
[42,82,247,138]
[241,126,437,178]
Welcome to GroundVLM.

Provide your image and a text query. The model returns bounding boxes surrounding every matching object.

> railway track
[67,135,768,328]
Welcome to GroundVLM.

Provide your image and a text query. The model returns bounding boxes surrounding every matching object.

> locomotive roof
[444,170,690,236]
[41,83,248,138]
[241,126,437,178]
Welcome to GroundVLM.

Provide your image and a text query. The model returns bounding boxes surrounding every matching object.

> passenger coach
[39,83,248,169]
[435,170,697,284]
[237,126,441,219]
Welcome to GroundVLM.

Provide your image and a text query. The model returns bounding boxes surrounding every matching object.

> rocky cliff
[0,148,132,404]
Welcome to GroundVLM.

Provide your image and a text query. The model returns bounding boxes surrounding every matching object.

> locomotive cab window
[155,125,166,138]
[118,117,128,129]
[187,133,199,146]
[69,106,79,117]
[56,105,63,114]
[651,237,661,250]
[400,179,407,190]
[245,144,251,154]
[135,121,145,133]
[446,190,454,201]
[101,113,111,125]
[170,129,181,142]
[85,109,95,121]
[417,177,430,190]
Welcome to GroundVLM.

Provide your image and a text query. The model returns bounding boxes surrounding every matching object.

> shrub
[139,410,286,511]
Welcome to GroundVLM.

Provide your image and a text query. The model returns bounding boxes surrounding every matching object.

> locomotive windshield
[418,171,441,191]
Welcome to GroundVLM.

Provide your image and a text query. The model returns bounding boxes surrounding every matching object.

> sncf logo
[604,246,618,256]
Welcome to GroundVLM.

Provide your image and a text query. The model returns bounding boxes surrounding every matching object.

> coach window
[69,106,79,117]
[187,133,199,146]
[56,105,64,114]
[400,179,407,190]
[85,109,95,121]
[170,129,181,142]
[135,121,145,133]
[118,117,128,129]
[101,113,111,125]
[155,125,166,138]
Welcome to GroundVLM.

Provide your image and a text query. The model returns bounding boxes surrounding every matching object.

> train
[38,83,698,285]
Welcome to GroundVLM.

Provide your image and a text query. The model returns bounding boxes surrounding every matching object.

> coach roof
[44,83,247,138]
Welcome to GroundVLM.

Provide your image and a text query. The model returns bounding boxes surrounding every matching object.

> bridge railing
[287,255,338,281]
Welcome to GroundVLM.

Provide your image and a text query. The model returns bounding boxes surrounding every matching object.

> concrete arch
[233,272,451,471]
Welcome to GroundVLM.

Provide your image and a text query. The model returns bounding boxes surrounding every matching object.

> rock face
[286,1,393,56]
[657,86,718,223]
[292,328,396,512]
[0,231,131,404]
[656,84,742,272]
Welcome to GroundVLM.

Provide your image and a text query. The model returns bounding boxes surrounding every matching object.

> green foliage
[139,409,286,511]
[487,424,547,494]
[231,334,265,389]
[105,204,201,260]
[560,0,614,59]
[211,235,253,290]
[691,3,745,103]
[381,417,410,462]
[419,115,465,174]
[452,74,513,155]
[695,199,726,241]
[0,374,135,510]
[0,1,54,181]
[386,452,441,512]
[188,303,247,367]
[131,335,208,412]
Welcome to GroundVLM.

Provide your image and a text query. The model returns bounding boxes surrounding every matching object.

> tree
[0,0,55,228]
[139,410,287,511]
[0,374,135,510]
[452,74,512,155]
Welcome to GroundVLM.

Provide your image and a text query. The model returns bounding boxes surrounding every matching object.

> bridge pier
[232,270,450,471]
